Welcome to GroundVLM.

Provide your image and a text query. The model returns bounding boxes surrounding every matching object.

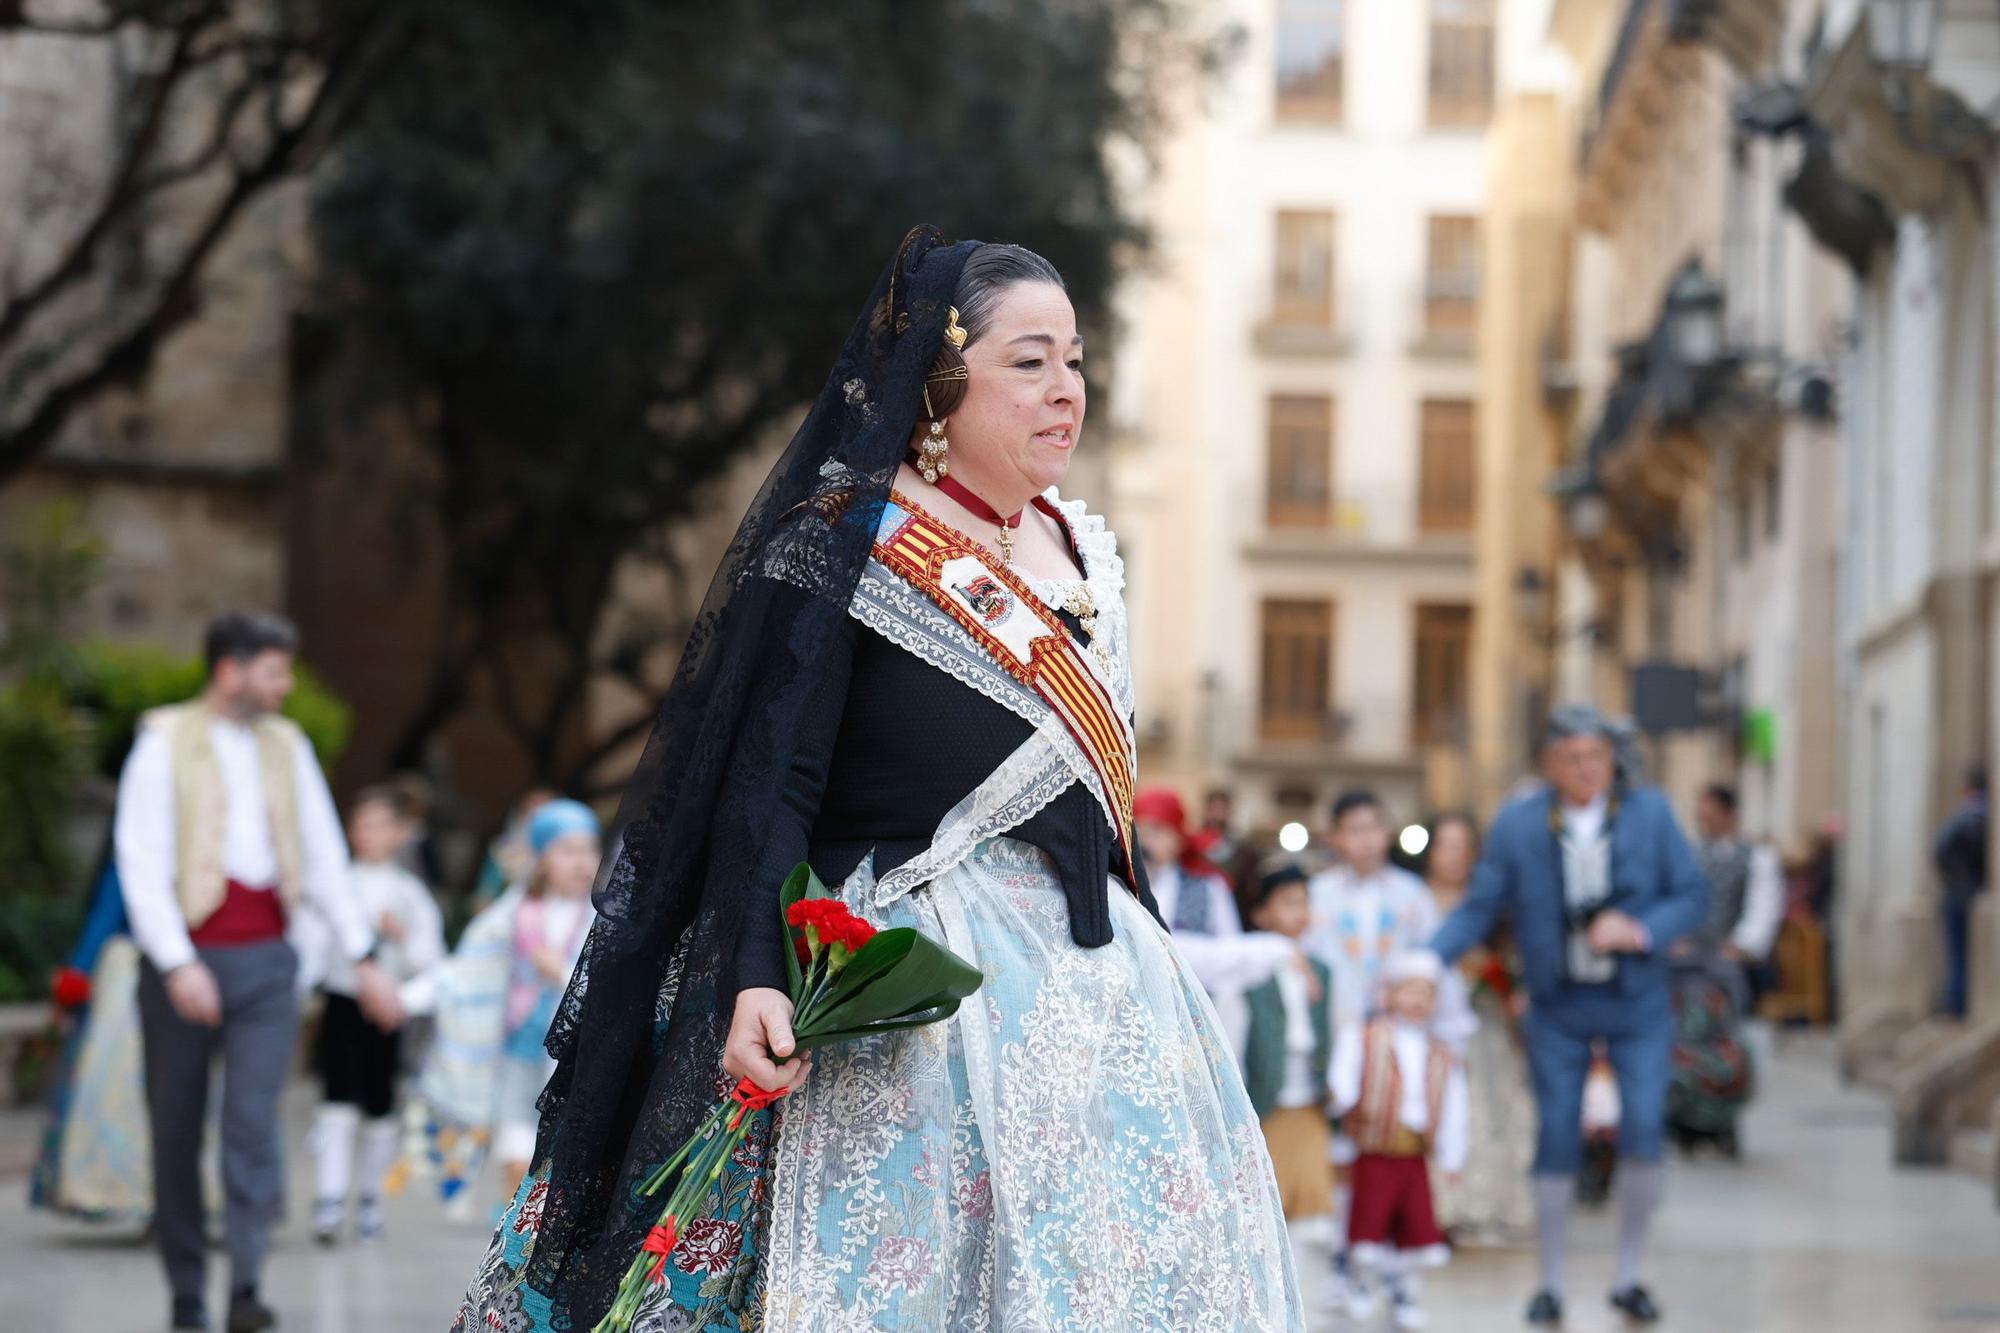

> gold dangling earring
[918,418,950,482]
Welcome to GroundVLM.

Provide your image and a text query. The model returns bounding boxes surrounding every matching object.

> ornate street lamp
[1866,0,1939,72]
[1564,478,1610,543]
[1548,462,1611,544]
[1663,261,1726,371]
[1513,566,1549,630]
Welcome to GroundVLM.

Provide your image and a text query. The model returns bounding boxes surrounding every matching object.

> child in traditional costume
[419,798,600,1212]
[1305,790,1442,1305]
[310,786,445,1242]
[1331,951,1468,1330]
[1239,864,1339,1236]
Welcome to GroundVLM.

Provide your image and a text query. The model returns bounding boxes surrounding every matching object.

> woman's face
[1429,820,1477,885]
[948,281,1085,495]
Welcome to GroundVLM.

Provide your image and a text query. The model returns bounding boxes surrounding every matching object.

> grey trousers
[137,939,299,1302]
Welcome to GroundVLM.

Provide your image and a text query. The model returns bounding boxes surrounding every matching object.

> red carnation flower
[51,966,91,1010]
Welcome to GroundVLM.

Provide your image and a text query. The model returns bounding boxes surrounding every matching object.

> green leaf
[804,934,981,1035]
[790,1002,968,1053]
[807,927,917,1013]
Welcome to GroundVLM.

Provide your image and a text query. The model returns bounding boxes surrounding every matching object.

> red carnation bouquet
[593,863,982,1332]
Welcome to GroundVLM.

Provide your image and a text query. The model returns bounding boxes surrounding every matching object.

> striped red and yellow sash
[875,491,1136,865]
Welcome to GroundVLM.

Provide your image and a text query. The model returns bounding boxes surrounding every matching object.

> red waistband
[189,879,287,948]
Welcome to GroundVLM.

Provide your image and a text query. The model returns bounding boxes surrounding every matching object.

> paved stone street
[4,1033,1996,1331]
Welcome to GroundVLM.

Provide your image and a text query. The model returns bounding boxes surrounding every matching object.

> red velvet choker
[932,474,1024,563]
[933,474,1024,529]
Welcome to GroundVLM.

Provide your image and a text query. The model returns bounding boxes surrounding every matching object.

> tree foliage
[311,0,1229,790]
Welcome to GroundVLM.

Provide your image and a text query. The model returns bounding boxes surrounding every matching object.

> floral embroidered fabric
[760,838,1304,1331]
[453,1110,775,1333]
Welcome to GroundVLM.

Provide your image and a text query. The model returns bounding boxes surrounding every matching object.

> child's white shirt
[1272,961,1339,1109]
[1330,1018,1470,1174]
[322,860,446,1012]
[1302,864,1438,1023]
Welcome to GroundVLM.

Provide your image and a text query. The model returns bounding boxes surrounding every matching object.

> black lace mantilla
[523,226,981,1327]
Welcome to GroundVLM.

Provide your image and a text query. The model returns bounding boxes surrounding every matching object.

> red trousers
[1346,1152,1447,1254]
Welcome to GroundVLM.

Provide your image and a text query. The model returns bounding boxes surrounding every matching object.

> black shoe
[226,1290,278,1333]
[1525,1289,1564,1325]
[1610,1285,1662,1323]
[170,1296,208,1331]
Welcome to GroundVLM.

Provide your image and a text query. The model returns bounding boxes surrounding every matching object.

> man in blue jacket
[1430,706,1707,1326]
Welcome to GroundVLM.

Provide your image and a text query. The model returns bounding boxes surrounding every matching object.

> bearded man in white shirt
[116,611,403,1333]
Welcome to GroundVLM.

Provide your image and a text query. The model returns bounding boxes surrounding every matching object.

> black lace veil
[522,226,981,1325]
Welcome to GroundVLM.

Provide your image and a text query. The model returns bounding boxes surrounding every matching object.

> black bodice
[732,539,1160,994]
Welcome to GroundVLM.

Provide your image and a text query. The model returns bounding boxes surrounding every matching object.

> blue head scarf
[528,798,600,856]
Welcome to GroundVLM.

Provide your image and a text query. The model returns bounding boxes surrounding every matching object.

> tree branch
[0,4,408,484]
[0,12,211,345]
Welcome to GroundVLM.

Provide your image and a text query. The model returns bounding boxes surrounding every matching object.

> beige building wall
[1113,0,1540,833]
[1470,83,1574,813]
[1530,0,1846,851]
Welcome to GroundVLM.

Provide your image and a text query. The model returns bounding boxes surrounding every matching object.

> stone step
[1950,1126,1995,1174]
[1891,1017,1968,1068]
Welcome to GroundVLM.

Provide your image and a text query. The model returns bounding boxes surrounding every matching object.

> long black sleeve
[730,610,859,995]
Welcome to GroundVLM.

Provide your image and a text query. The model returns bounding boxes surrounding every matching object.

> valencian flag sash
[874,491,1138,867]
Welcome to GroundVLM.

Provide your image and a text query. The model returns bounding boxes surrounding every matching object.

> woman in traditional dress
[1424,813,1537,1246]
[450,228,1302,1332]
[30,856,154,1226]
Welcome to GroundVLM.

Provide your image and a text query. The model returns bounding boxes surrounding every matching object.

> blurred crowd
[25,608,1854,1332]
[30,611,608,1333]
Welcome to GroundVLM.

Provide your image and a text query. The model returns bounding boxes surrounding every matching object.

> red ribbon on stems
[727,1076,790,1131]
[641,1221,679,1283]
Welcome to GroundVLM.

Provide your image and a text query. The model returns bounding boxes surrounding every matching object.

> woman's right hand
[725,987,815,1095]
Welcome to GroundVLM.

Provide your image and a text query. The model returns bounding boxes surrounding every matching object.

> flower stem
[636,1098,731,1197]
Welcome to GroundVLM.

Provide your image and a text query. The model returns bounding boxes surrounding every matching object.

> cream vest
[143,699,307,929]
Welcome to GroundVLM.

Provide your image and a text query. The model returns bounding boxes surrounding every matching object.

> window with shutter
[1267,395,1334,529]
[1418,398,1477,533]
[1423,214,1480,343]
[1259,599,1335,741]
[1273,210,1335,327]
[1276,0,1345,123]
[1413,603,1473,746]
[1427,0,1495,128]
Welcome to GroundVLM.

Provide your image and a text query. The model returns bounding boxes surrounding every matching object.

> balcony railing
[1254,280,1360,357]
[1240,480,1477,561]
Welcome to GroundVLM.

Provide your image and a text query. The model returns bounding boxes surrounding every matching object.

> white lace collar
[1033,486,1127,601]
